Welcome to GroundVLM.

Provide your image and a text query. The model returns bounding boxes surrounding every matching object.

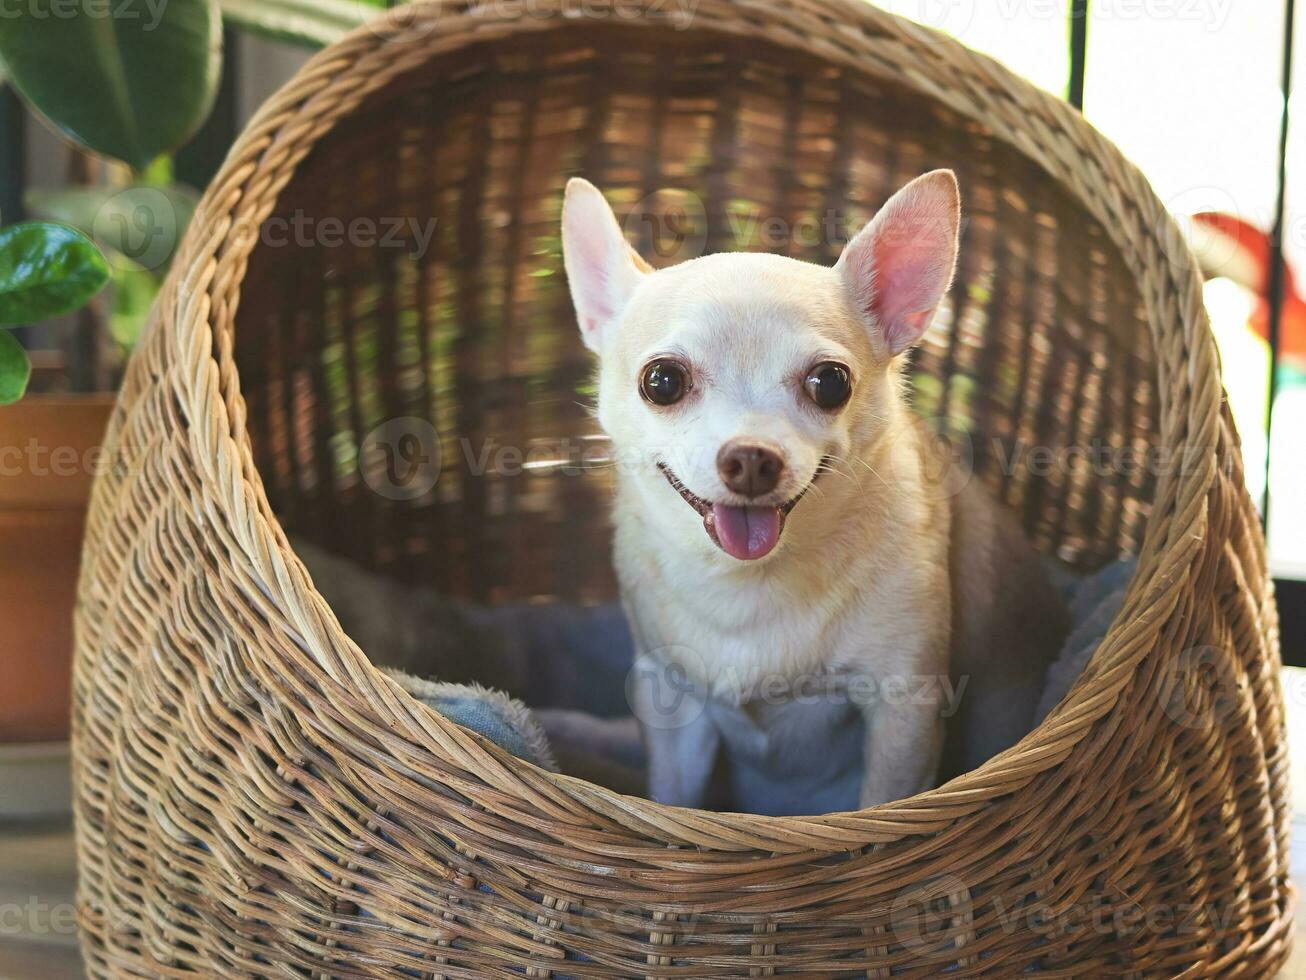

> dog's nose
[717,442,785,498]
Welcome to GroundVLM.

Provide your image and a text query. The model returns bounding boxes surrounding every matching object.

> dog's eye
[640,360,689,406]
[805,362,852,410]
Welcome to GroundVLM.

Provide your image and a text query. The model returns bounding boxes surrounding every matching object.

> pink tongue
[710,503,783,560]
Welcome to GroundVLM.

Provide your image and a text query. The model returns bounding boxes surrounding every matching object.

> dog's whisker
[810,455,848,484]
[820,455,867,492]
[846,455,891,490]
[818,461,858,486]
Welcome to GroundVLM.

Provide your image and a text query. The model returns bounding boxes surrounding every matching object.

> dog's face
[562,172,960,563]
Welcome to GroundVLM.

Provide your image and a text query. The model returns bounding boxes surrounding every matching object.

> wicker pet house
[72,0,1290,975]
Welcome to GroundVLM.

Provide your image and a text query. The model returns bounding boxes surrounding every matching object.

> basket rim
[166,0,1222,851]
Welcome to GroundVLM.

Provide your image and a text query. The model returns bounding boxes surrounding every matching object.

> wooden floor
[5,670,1306,978]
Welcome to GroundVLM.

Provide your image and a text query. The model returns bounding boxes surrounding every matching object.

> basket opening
[233,25,1158,724]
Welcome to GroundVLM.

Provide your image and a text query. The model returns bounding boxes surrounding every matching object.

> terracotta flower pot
[0,394,114,743]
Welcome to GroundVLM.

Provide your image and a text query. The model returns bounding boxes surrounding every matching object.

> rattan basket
[72,1,1291,975]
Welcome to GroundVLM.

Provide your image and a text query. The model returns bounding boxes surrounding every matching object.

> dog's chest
[617,549,929,699]
[622,573,848,695]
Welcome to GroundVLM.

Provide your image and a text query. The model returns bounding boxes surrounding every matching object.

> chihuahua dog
[562,171,1069,811]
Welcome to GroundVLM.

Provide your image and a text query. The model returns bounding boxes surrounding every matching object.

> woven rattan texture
[73,2,1290,976]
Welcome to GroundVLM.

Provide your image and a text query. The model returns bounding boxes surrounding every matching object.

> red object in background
[1190,211,1306,376]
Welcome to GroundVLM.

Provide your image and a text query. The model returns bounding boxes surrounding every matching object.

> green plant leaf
[0,0,222,171]
[0,222,110,326]
[0,329,31,404]
[218,0,390,48]
[26,184,197,273]
[107,253,161,347]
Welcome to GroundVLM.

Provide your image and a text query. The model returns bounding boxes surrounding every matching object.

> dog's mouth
[657,462,824,561]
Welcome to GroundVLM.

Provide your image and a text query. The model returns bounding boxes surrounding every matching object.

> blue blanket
[388,559,1136,813]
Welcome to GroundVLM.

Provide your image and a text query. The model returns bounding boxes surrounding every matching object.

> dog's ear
[562,178,650,354]
[835,170,960,357]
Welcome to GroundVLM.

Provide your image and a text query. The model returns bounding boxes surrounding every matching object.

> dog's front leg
[628,653,721,808]
[857,679,945,808]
